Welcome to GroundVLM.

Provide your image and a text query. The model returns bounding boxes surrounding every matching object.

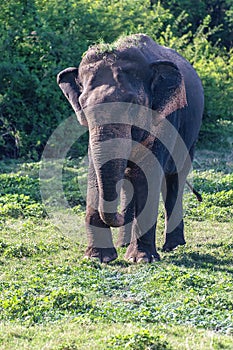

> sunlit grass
[0,153,232,349]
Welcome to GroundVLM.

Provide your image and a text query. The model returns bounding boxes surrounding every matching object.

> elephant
[57,34,204,263]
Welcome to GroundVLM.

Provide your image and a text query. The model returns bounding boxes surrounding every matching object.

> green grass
[83,34,143,57]
[0,149,233,349]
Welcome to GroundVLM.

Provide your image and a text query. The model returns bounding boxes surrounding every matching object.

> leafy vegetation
[0,0,232,159]
[106,330,172,349]
[1,156,232,222]
[0,145,233,349]
[0,1,233,348]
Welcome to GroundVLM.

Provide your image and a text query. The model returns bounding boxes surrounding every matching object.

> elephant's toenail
[137,257,149,263]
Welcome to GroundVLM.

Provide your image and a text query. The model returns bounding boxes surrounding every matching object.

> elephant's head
[57,38,187,227]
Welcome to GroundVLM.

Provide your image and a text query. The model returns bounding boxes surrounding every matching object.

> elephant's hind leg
[161,173,186,252]
[124,167,161,263]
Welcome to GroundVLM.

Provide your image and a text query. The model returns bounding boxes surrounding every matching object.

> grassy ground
[0,144,233,349]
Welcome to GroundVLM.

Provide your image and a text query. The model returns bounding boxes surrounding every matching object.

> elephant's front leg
[124,166,161,263]
[84,149,117,263]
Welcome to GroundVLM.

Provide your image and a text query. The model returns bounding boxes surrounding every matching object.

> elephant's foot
[124,241,160,263]
[84,246,118,263]
[162,230,186,252]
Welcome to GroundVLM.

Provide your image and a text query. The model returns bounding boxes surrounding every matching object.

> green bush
[107,330,172,349]
[0,0,232,159]
[0,170,45,218]
[183,171,233,222]
[0,194,46,218]
[0,286,92,324]
[0,173,40,200]
[160,0,233,49]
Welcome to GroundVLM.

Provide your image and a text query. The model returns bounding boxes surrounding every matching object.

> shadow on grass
[166,251,233,274]
[109,259,132,268]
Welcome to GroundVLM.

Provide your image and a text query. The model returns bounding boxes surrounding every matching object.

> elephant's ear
[150,61,187,118]
[57,67,87,126]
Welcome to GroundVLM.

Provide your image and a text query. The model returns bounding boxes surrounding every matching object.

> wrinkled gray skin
[57,34,204,263]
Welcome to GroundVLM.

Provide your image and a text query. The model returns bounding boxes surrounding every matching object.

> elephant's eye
[122,68,136,76]
[122,70,140,84]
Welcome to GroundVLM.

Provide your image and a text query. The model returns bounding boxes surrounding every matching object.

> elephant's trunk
[90,124,132,227]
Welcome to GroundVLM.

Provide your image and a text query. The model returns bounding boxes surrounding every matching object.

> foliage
[0,170,45,218]
[0,0,232,159]
[0,158,233,222]
[0,155,232,348]
[160,0,233,49]
[106,330,172,349]
[0,285,92,324]
[189,24,233,128]
[183,171,233,222]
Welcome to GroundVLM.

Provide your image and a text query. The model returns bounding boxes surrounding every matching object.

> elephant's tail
[186,180,203,202]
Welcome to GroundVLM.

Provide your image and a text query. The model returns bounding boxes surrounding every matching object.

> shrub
[0,0,232,159]
[107,330,172,349]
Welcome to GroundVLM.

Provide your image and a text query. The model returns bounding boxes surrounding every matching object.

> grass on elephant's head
[83,33,145,58]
